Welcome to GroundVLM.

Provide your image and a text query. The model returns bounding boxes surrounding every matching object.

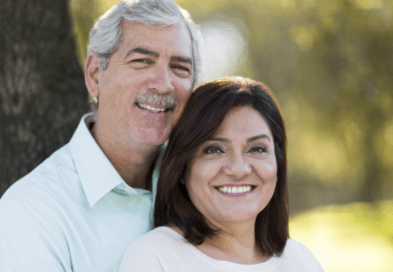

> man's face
[96,21,193,147]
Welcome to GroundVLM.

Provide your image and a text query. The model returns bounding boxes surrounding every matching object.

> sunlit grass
[289,200,393,272]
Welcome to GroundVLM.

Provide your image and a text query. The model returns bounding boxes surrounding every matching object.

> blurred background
[69,0,393,271]
[2,0,390,270]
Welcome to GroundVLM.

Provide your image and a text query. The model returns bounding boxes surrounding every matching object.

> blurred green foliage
[69,0,393,209]
[69,0,98,67]
[290,199,393,272]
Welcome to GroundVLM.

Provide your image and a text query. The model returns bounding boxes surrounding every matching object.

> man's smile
[137,103,168,113]
[135,92,177,113]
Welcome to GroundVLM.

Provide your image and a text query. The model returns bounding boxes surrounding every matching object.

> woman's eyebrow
[247,134,271,142]
[210,134,271,143]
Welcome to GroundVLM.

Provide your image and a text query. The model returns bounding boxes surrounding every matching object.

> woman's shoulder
[283,239,317,258]
[126,226,183,248]
[119,226,196,272]
[121,226,192,262]
[280,239,325,271]
[284,239,310,252]
[148,226,185,241]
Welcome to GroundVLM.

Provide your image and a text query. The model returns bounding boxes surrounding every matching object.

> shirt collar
[69,114,165,207]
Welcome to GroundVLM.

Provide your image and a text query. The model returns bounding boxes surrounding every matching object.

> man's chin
[132,129,169,147]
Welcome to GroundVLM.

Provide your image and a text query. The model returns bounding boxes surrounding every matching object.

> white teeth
[138,103,166,113]
[217,186,253,194]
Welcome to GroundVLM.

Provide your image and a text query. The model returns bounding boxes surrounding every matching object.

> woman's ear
[84,53,102,98]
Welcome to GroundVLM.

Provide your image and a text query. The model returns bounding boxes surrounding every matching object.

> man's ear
[85,53,102,98]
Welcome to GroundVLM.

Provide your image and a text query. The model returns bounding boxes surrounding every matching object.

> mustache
[135,92,177,109]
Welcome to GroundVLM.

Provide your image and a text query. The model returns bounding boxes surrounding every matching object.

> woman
[119,77,324,271]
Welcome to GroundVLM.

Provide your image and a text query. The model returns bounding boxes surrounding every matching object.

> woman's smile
[215,184,256,196]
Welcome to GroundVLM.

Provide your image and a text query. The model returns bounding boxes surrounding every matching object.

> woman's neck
[170,224,269,264]
[197,226,268,264]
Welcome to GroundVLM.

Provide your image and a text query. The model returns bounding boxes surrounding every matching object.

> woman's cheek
[254,160,277,183]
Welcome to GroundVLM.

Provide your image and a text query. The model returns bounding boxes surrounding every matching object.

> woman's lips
[215,185,256,197]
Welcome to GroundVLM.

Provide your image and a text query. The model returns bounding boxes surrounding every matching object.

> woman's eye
[204,146,223,154]
[249,146,267,153]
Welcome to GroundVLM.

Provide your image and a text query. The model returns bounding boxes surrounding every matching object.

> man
[0,0,201,271]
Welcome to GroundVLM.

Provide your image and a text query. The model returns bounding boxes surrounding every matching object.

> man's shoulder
[2,143,79,204]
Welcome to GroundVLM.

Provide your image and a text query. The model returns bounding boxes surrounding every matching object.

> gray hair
[87,0,202,84]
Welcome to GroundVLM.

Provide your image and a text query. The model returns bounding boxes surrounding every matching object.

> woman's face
[185,106,278,228]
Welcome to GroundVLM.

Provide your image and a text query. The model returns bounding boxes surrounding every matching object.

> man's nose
[148,65,175,93]
[223,154,252,179]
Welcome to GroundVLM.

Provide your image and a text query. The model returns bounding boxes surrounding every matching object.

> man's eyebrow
[247,134,271,142]
[125,47,159,59]
[170,56,193,65]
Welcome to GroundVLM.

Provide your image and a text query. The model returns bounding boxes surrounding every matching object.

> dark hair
[154,76,289,257]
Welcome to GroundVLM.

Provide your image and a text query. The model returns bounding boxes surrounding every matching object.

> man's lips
[136,102,168,113]
[135,92,177,113]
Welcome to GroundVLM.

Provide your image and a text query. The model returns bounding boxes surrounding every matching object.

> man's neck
[90,123,161,190]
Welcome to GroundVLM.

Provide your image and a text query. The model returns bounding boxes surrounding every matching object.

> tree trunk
[0,0,89,196]
[360,106,385,202]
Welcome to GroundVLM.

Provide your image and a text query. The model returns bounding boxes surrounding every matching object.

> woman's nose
[222,154,252,179]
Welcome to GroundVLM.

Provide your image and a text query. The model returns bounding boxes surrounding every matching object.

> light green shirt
[0,114,165,272]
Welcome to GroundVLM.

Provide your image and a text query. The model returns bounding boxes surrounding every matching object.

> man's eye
[131,59,152,65]
[171,65,191,76]
[173,65,189,72]
[204,146,223,154]
[249,146,267,153]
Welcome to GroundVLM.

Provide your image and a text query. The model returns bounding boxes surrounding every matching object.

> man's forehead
[121,20,191,45]
[125,46,192,65]
[119,21,193,59]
